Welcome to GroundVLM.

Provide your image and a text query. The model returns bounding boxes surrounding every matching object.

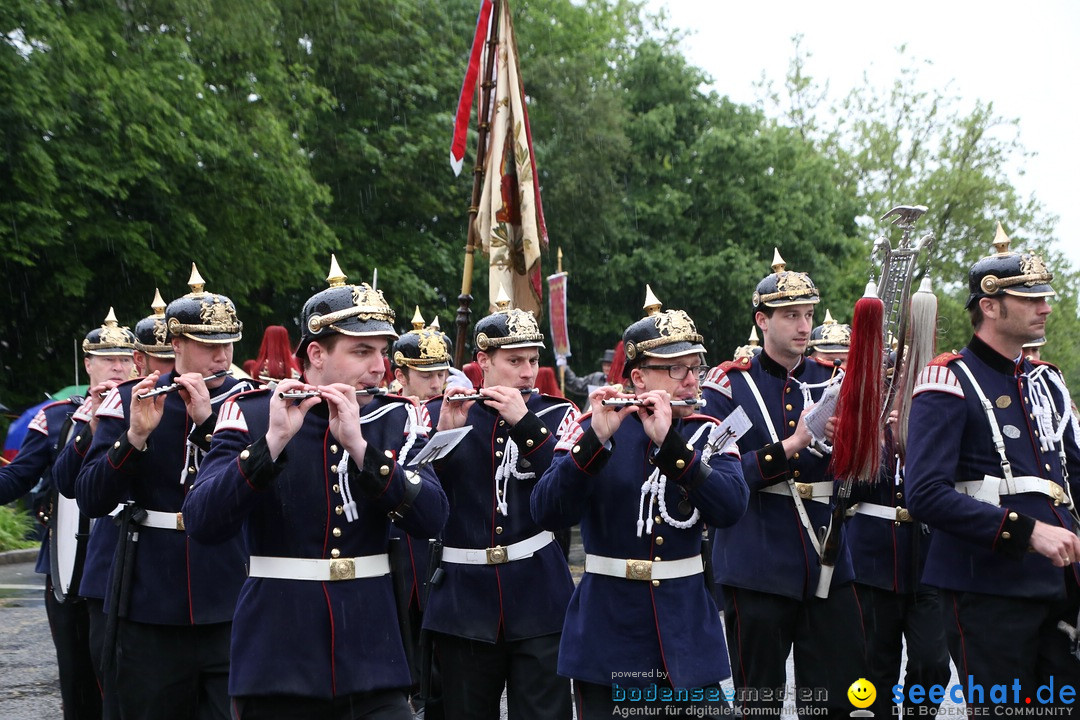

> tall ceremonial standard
[700,249,867,718]
[905,223,1080,710]
[531,286,748,717]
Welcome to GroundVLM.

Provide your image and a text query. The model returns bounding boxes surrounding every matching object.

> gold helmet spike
[642,285,662,316]
[187,263,206,294]
[151,288,167,316]
[748,326,759,346]
[104,307,119,326]
[430,316,441,331]
[823,309,836,325]
[771,248,786,274]
[411,306,425,331]
[493,284,512,311]
[326,254,347,288]
[992,222,1011,256]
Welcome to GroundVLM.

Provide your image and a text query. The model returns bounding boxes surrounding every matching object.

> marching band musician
[423,287,578,720]
[700,249,867,719]
[54,294,177,720]
[906,224,1080,709]
[388,307,454,718]
[0,309,136,720]
[184,257,448,719]
[531,287,748,717]
[75,266,254,720]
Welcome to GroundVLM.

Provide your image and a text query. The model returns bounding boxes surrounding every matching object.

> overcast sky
[645,0,1079,270]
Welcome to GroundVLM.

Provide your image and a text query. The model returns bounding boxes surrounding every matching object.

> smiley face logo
[847,678,876,709]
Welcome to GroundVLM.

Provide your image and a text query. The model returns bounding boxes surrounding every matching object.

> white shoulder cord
[180,382,248,486]
[636,423,710,537]
[736,372,822,555]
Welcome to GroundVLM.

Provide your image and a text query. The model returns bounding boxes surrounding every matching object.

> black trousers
[44,576,103,720]
[856,584,951,717]
[435,632,570,720]
[233,688,413,720]
[721,584,867,720]
[573,679,732,720]
[942,585,1080,710]
[85,597,121,720]
[113,619,231,720]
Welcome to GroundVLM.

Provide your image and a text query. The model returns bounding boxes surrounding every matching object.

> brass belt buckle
[330,558,355,581]
[626,559,653,581]
[175,512,185,531]
[896,507,911,523]
[795,482,812,500]
[486,546,508,564]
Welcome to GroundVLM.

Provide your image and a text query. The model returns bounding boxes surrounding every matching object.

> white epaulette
[912,364,964,398]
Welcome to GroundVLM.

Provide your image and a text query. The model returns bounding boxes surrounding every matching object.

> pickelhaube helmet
[965,222,1055,309]
[392,308,452,372]
[622,286,706,376]
[133,288,175,359]
[165,264,243,344]
[733,326,762,363]
[297,255,397,358]
[1023,337,1046,350]
[82,308,136,357]
[752,248,820,310]
[807,309,851,354]
[473,286,545,353]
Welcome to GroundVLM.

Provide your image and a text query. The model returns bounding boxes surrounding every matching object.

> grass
[0,505,39,551]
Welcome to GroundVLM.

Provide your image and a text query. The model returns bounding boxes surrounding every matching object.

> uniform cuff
[72,427,94,457]
[107,432,145,469]
[238,436,281,490]
[353,444,396,498]
[755,442,788,481]
[653,427,697,484]
[568,427,609,474]
[509,411,551,456]
[188,412,218,452]
[994,509,1036,557]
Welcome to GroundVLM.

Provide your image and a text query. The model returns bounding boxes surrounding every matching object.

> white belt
[140,509,186,531]
[441,531,553,565]
[585,553,703,582]
[954,475,1070,508]
[248,554,390,582]
[760,480,833,504]
[851,502,912,522]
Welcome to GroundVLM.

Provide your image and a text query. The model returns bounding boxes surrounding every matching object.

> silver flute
[447,388,538,402]
[137,370,230,399]
[601,397,705,408]
[278,387,388,400]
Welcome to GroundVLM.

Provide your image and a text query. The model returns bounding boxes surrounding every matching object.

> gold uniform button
[526,439,534,447]
[896,492,903,500]
[540,428,548,434]
[788,420,796,428]
[785,404,793,411]
[785,387,791,394]
[330,444,338,454]
[332,484,340,493]
[205,434,213,443]
[380,465,390,476]
[652,580,660,587]
[499,420,506,427]
[240,449,250,460]
[495,451,503,458]
[335,506,344,515]
[1009,512,1019,521]
[1045,464,1052,471]
[188,465,197,473]
[75,435,82,443]
[495,526,503,535]
[330,549,341,559]
[675,459,686,469]
[332,527,342,537]
[764,454,773,462]
[384,450,394,459]
[331,465,338,473]
[655,537,664,545]
[793,452,800,460]
[114,441,121,449]
[572,445,581,454]
[654,515,663,524]
[1001,531,1012,540]
[497,437,505,444]
[793,470,801,478]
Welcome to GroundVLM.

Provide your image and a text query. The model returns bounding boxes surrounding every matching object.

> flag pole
[557,248,565,395]
[454,0,502,369]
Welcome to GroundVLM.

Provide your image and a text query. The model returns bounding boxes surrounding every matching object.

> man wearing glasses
[701,250,867,719]
[532,286,748,717]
